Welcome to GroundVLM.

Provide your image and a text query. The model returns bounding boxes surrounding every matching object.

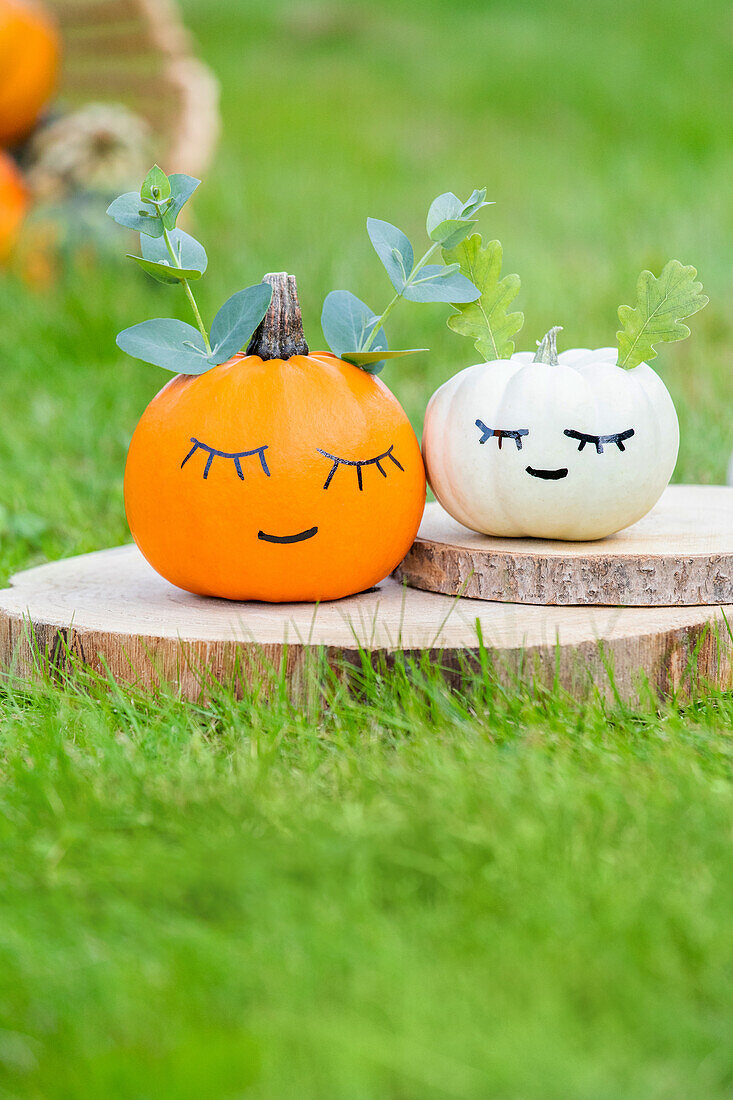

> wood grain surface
[0,543,730,702]
[396,485,733,606]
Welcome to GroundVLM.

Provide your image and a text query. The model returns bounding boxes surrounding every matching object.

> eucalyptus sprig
[107,165,272,374]
[321,189,489,373]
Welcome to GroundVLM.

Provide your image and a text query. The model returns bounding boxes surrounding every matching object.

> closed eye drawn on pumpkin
[181,437,271,480]
[317,445,404,491]
[476,419,529,450]
[564,428,635,454]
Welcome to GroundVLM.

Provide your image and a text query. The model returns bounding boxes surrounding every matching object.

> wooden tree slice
[396,486,733,607]
[0,544,730,702]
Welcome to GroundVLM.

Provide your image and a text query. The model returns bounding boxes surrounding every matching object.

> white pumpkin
[423,329,679,541]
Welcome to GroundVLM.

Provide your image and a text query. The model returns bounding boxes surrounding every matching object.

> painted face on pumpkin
[475,418,636,481]
[423,345,680,541]
[124,351,426,602]
[178,432,407,544]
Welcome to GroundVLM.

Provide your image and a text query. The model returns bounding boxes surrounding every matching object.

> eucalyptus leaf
[106,192,164,237]
[366,218,414,292]
[140,164,171,203]
[427,217,477,250]
[127,255,204,284]
[209,282,273,364]
[616,259,709,370]
[116,319,211,374]
[163,174,201,229]
[321,187,488,374]
[444,234,524,360]
[426,188,491,241]
[141,228,208,277]
[341,347,427,375]
[426,192,464,235]
[402,264,479,303]
[321,290,387,357]
[460,188,491,219]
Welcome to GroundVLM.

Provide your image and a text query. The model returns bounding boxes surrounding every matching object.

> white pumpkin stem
[533,326,563,365]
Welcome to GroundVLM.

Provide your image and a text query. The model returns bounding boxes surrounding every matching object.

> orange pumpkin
[124,274,426,602]
[0,148,27,258]
[0,0,59,146]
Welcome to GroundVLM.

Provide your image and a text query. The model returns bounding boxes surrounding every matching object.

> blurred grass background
[0,0,732,1096]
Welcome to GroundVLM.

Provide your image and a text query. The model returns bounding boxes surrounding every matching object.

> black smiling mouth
[257,526,319,544]
[525,466,569,481]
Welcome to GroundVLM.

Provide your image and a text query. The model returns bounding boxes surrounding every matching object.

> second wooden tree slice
[395,485,733,606]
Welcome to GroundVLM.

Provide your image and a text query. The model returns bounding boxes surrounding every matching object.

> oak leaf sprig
[321,189,489,373]
[107,165,272,374]
[443,235,524,361]
[616,260,708,370]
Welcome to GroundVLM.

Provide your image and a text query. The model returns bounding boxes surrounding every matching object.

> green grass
[0,0,732,1094]
[2,666,733,1098]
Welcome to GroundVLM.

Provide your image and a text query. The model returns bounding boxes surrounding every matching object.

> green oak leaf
[616,259,709,370]
[443,234,523,360]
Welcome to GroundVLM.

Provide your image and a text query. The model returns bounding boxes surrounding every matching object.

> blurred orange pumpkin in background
[0,149,27,258]
[0,0,59,146]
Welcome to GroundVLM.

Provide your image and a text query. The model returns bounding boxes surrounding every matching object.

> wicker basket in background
[47,0,219,177]
[1,0,220,281]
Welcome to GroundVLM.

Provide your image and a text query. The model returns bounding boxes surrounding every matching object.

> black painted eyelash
[181,437,271,479]
[317,445,404,490]
[476,419,529,450]
[564,428,635,454]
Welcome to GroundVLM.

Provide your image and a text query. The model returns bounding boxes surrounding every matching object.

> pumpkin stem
[533,326,563,365]
[247,272,309,360]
